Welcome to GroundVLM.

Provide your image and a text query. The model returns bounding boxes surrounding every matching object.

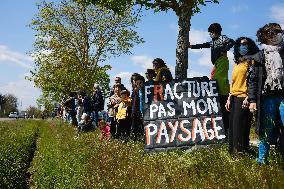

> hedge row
[28,121,93,188]
[0,121,39,189]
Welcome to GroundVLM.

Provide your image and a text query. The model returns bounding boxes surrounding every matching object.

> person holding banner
[189,23,235,137]
[225,37,259,154]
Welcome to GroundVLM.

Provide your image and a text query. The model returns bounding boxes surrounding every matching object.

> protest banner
[143,77,226,152]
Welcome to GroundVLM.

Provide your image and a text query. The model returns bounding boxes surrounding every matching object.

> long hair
[256,23,282,44]
[233,37,259,63]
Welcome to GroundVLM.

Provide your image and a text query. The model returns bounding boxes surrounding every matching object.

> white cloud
[169,24,209,43]
[0,76,41,110]
[111,71,133,90]
[0,45,33,69]
[228,51,234,65]
[188,28,212,67]
[271,4,284,26]
[189,28,209,45]
[230,24,240,29]
[0,45,40,110]
[131,55,153,69]
[191,49,212,66]
[231,5,248,13]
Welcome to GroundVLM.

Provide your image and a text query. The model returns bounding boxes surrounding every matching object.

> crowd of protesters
[55,57,173,142]
[55,22,284,165]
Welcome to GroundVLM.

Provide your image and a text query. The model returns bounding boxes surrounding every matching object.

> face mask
[239,45,248,56]
[270,33,283,45]
[209,32,216,39]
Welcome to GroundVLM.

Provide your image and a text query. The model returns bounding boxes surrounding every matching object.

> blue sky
[0,0,284,110]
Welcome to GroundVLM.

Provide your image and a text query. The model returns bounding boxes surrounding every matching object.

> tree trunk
[175,5,191,80]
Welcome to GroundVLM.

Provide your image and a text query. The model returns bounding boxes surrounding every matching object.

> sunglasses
[266,29,284,37]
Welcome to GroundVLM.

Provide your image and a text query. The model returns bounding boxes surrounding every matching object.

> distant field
[1,120,284,189]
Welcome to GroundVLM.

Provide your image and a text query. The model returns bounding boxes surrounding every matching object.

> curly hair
[233,37,260,63]
[256,23,282,44]
[152,58,166,66]
[208,23,222,35]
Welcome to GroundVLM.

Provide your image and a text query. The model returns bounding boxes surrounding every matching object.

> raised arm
[189,42,211,49]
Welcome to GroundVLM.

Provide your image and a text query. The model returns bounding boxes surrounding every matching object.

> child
[248,23,284,164]
[78,113,93,132]
[98,112,111,142]
[189,23,235,137]
[116,90,132,140]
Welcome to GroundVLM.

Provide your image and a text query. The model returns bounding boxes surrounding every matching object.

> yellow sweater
[116,97,132,121]
[230,60,253,97]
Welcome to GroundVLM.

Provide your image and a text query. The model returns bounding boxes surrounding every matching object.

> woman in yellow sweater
[225,37,260,154]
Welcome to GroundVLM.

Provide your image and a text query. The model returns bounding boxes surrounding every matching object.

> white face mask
[209,32,215,39]
[270,33,283,45]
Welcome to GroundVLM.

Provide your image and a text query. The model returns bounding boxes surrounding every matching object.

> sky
[0,0,284,110]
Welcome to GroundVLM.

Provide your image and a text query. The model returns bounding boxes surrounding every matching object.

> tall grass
[29,121,284,189]
[84,139,284,189]
[1,120,284,188]
[28,121,96,188]
[0,121,39,189]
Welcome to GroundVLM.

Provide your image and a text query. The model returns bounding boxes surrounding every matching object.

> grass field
[1,120,284,189]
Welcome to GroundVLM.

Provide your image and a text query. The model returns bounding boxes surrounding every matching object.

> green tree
[26,106,42,118]
[29,0,143,102]
[0,94,6,117]
[1,94,18,116]
[36,95,58,115]
[80,0,219,79]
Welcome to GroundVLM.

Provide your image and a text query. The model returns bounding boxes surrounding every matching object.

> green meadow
[1,120,284,189]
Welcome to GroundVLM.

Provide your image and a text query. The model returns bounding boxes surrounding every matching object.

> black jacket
[92,90,104,112]
[247,49,284,134]
[191,35,235,64]
[83,96,93,113]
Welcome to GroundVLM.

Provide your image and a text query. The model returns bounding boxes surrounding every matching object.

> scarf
[262,43,284,91]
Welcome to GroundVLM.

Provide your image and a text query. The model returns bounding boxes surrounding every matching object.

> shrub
[0,121,39,189]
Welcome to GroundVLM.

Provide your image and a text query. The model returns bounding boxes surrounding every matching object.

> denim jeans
[258,95,284,164]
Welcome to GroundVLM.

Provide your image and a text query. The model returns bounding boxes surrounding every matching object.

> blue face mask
[239,45,248,56]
